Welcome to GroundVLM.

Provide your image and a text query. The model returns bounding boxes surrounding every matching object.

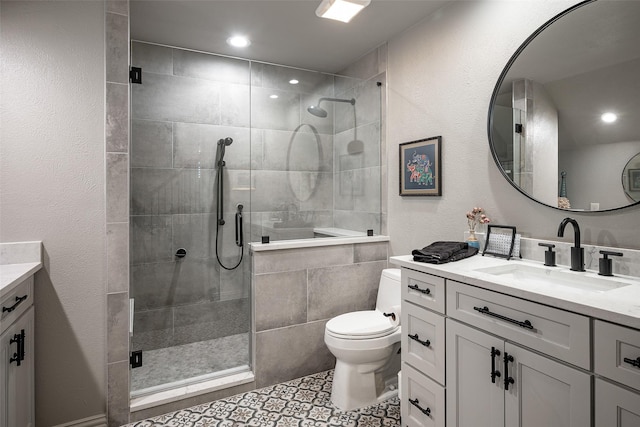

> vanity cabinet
[446,319,591,427]
[0,276,35,427]
[396,256,640,427]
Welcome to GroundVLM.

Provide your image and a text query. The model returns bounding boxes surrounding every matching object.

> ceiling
[130,0,449,74]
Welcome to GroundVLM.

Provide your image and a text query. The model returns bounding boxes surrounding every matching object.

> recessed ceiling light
[227,35,250,48]
[289,79,299,85]
[316,0,371,23]
[601,112,617,123]
[269,94,279,99]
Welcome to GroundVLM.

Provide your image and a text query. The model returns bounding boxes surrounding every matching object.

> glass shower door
[129,41,251,395]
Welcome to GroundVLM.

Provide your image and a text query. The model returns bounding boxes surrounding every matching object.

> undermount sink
[473,263,632,293]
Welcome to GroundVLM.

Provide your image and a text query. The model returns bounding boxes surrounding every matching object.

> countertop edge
[390,254,640,330]
[0,262,42,299]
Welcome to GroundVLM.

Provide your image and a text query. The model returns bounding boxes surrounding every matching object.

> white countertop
[0,262,41,299]
[390,254,640,329]
[0,241,42,299]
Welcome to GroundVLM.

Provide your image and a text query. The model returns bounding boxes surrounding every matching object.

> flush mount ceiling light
[315,0,371,23]
[226,35,250,48]
[601,112,617,123]
[289,79,299,85]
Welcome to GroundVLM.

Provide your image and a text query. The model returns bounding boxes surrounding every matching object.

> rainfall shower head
[307,97,356,118]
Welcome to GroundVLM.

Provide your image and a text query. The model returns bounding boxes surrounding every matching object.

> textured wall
[0,2,107,425]
[386,0,640,257]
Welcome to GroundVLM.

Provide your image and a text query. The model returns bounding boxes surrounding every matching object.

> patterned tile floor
[125,370,400,426]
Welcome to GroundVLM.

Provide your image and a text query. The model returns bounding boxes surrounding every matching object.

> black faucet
[557,218,585,271]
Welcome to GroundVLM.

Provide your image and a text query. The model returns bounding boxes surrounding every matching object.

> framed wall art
[399,136,442,196]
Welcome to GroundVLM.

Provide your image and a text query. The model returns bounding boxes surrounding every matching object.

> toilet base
[330,343,401,411]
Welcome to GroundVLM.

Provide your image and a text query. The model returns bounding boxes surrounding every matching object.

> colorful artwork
[399,136,441,196]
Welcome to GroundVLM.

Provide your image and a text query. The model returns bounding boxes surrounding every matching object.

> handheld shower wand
[214,137,244,270]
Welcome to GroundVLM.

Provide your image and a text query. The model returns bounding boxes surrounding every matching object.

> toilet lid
[326,311,397,339]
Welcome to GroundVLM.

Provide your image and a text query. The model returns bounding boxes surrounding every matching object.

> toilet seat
[326,311,398,340]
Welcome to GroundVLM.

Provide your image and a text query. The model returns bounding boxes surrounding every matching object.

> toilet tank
[375,268,401,312]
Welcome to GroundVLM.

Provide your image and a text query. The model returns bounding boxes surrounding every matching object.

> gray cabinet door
[504,341,590,427]
[446,319,504,427]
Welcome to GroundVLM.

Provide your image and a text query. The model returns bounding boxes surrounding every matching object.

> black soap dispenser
[598,250,623,276]
[538,243,556,267]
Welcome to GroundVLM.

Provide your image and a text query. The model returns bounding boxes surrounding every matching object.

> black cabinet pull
[408,284,431,295]
[623,357,640,369]
[504,352,514,390]
[409,398,431,416]
[491,346,501,383]
[2,294,28,313]
[474,306,533,330]
[408,333,430,347]
[9,329,25,366]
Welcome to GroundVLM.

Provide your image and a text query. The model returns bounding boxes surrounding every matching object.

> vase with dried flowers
[466,207,491,248]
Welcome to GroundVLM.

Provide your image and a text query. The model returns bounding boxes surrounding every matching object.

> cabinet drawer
[446,280,590,369]
[402,363,445,427]
[402,301,445,385]
[595,378,640,427]
[594,320,640,391]
[1,276,33,335]
[402,268,445,314]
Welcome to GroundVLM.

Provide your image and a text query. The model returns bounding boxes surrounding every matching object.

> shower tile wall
[130,42,252,353]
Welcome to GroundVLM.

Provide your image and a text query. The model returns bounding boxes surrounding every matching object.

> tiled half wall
[252,241,389,388]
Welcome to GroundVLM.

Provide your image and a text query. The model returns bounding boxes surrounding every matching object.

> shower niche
[129,40,382,396]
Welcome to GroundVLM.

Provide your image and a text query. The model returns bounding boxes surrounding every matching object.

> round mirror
[622,152,640,202]
[488,0,640,212]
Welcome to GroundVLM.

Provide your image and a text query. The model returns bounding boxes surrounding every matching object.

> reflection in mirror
[623,152,640,203]
[489,0,640,212]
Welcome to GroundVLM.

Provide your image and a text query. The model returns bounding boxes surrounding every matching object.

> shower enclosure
[129,41,382,396]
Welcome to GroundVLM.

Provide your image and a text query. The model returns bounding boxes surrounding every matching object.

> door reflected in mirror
[489,0,640,212]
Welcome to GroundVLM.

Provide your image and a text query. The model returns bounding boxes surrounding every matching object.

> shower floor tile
[131,333,250,392]
[125,370,400,426]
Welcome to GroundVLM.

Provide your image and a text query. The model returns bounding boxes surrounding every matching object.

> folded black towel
[412,241,478,264]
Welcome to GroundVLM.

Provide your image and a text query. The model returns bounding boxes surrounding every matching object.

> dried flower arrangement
[466,207,491,241]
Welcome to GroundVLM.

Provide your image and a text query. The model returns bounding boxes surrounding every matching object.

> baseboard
[52,414,107,427]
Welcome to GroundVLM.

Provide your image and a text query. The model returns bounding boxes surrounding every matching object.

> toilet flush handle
[383,312,396,321]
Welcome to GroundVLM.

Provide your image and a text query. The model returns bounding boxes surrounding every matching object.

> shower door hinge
[515,123,523,134]
[129,67,142,84]
[130,350,143,368]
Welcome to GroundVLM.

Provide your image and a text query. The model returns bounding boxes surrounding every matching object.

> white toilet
[324,268,402,411]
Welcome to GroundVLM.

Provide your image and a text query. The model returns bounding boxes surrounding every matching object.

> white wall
[386,0,640,257]
[0,2,107,425]
[560,140,640,210]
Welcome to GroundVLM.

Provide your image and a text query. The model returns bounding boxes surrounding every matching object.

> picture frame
[399,136,442,196]
[630,169,640,191]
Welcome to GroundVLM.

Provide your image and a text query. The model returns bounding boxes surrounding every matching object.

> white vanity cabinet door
[0,307,34,427]
[446,319,504,427]
[402,301,445,385]
[504,341,591,427]
[402,363,445,427]
[447,318,591,427]
[595,378,640,427]
[594,320,640,392]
